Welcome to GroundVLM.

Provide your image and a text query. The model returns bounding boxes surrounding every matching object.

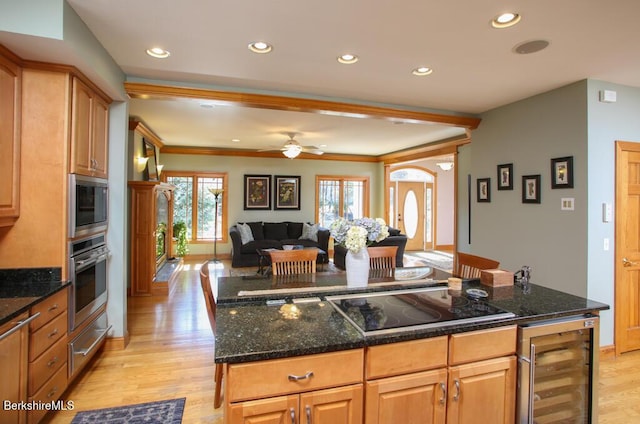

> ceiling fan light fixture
[283,145,302,159]
[437,162,454,171]
[248,41,273,54]
[491,12,521,28]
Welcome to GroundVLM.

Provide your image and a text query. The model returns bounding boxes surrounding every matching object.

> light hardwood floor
[43,259,640,423]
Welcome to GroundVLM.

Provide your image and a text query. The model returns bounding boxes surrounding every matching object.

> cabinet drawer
[448,325,517,365]
[366,336,448,379]
[27,364,68,424]
[29,335,67,396]
[29,311,67,361]
[30,288,68,332]
[228,349,364,402]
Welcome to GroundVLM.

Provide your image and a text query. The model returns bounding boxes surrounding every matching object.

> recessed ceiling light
[412,67,433,76]
[231,139,240,143]
[491,12,521,28]
[248,41,273,54]
[146,47,170,59]
[337,54,358,64]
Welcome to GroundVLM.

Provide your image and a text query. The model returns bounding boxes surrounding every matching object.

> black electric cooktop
[326,287,515,336]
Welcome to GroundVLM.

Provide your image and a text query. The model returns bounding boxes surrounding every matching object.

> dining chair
[269,248,317,275]
[368,246,398,269]
[367,246,398,278]
[453,252,500,279]
[199,261,224,409]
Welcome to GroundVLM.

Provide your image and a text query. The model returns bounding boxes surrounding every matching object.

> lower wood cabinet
[223,327,517,424]
[225,349,364,424]
[228,384,363,424]
[446,356,516,424]
[27,288,68,424]
[366,369,447,424]
[0,312,30,424]
[364,326,517,424]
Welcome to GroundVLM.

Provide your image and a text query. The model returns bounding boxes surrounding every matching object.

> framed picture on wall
[497,163,513,190]
[522,174,541,203]
[551,156,574,189]
[244,175,271,210]
[274,175,301,210]
[477,178,491,202]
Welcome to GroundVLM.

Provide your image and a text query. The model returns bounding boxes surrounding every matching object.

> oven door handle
[74,251,108,272]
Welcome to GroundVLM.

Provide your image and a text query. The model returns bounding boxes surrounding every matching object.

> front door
[397,181,432,251]
[615,141,640,354]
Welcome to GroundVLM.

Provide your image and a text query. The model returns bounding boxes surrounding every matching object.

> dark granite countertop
[215,276,609,364]
[0,268,70,327]
[217,266,452,304]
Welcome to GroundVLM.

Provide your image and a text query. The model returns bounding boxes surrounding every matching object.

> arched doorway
[389,168,435,251]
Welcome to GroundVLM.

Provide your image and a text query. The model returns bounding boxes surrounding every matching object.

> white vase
[345,248,370,288]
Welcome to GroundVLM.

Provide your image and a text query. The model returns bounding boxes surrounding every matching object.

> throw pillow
[237,223,254,244]
[247,222,264,240]
[299,223,319,242]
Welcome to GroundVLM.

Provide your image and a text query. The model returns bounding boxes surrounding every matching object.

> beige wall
[160,153,384,257]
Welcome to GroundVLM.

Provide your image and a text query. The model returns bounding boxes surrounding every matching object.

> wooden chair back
[199,261,216,334]
[199,260,224,409]
[269,249,317,275]
[368,246,398,270]
[454,252,500,279]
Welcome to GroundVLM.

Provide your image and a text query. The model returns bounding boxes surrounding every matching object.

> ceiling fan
[261,133,324,159]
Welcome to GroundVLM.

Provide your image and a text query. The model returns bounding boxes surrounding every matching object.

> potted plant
[173,221,189,257]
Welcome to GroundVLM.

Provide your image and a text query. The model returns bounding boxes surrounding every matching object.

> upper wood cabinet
[70,77,109,178]
[0,48,22,227]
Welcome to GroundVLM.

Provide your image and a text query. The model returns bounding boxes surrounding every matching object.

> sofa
[333,228,408,269]
[229,221,330,267]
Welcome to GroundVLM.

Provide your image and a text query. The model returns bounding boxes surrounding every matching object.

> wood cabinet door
[70,77,93,176]
[446,356,516,424]
[365,369,447,424]
[300,384,363,424]
[0,313,29,424]
[0,51,21,226]
[228,395,298,424]
[91,95,109,178]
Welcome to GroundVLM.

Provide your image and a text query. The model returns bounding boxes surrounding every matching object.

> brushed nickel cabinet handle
[623,257,639,267]
[453,379,460,401]
[306,405,312,424]
[0,313,40,342]
[47,356,59,368]
[439,382,447,405]
[48,328,59,338]
[48,304,59,312]
[288,371,314,381]
[290,407,296,424]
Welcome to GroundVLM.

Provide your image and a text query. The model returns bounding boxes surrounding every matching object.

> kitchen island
[214,268,608,424]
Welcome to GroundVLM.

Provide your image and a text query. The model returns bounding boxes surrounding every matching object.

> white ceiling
[11,0,640,156]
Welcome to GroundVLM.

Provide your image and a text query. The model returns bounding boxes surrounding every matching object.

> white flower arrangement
[330,217,390,253]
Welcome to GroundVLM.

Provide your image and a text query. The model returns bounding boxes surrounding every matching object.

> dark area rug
[71,398,186,424]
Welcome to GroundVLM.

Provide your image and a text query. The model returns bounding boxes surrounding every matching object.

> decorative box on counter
[480,269,514,287]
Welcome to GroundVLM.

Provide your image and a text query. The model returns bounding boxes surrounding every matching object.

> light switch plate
[603,202,612,222]
[561,198,575,210]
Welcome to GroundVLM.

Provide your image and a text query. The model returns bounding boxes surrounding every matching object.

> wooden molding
[104,332,130,351]
[159,145,378,162]
[130,119,164,148]
[124,82,481,129]
[600,344,616,359]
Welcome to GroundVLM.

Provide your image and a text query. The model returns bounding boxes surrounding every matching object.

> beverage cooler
[517,314,599,424]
